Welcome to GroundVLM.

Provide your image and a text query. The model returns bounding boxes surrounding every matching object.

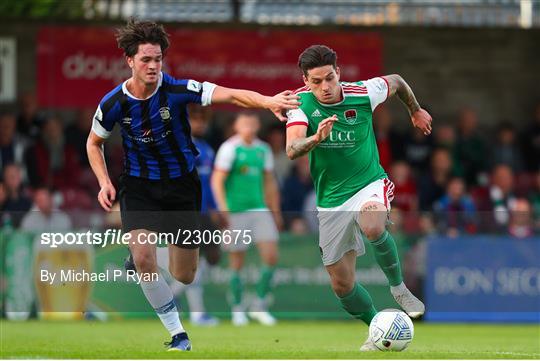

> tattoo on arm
[286,135,319,160]
[385,74,420,115]
[361,204,379,213]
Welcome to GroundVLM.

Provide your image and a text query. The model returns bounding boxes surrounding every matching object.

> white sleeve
[91,105,111,139]
[364,77,389,111]
[214,142,235,171]
[263,144,274,172]
[201,81,217,106]
[286,108,309,128]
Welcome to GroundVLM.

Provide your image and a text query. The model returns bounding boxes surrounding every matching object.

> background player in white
[211,112,282,326]
[285,45,432,351]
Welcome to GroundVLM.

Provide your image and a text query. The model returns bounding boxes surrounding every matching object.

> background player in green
[286,45,432,351]
[212,112,281,326]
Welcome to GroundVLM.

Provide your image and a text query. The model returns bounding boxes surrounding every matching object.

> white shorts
[222,209,279,252]
[317,178,395,266]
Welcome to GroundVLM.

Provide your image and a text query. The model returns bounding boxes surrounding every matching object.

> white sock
[187,260,206,314]
[140,276,184,336]
[156,246,187,295]
[390,281,407,294]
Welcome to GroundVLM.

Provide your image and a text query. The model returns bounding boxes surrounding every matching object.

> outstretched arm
[211,86,300,122]
[286,115,337,160]
[383,74,432,135]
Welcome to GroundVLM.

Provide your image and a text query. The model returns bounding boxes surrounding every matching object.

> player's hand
[267,90,301,122]
[314,115,337,143]
[411,108,432,136]
[98,183,116,212]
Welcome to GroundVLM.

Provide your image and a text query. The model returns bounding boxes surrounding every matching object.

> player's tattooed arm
[384,74,420,116]
[286,136,320,160]
[384,74,432,135]
[286,115,337,160]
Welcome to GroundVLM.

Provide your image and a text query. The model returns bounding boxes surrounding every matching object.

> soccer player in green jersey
[286,45,432,351]
[212,112,282,326]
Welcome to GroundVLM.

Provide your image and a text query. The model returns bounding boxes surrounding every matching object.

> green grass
[1,320,539,359]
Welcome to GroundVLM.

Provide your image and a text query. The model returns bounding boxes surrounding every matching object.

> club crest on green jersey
[344,109,357,124]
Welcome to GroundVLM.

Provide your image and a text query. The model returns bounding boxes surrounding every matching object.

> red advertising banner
[37,26,382,108]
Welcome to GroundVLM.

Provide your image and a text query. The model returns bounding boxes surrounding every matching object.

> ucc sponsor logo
[328,130,356,142]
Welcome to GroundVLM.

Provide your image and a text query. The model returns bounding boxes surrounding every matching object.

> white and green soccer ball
[369,309,414,351]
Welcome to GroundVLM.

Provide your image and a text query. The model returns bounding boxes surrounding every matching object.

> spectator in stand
[520,103,540,172]
[265,123,292,186]
[508,198,534,239]
[25,117,82,190]
[1,164,32,228]
[528,171,540,231]
[418,148,454,210]
[281,155,313,231]
[20,187,72,233]
[0,181,5,219]
[403,127,433,175]
[489,164,517,231]
[16,92,45,139]
[373,105,404,169]
[1,113,29,173]
[490,122,524,172]
[433,176,477,237]
[389,161,417,212]
[455,107,486,186]
[433,122,456,151]
[66,108,94,167]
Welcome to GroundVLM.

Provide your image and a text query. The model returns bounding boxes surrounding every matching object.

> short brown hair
[116,18,170,57]
[298,45,337,76]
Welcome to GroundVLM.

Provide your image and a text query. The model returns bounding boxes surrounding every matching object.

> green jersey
[214,135,274,212]
[286,78,389,208]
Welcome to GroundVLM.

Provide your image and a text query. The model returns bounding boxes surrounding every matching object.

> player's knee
[362,225,385,241]
[170,267,197,284]
[331,277,354,297]
[133,252,156,273]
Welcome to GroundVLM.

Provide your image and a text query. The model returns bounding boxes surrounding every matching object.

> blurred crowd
[1,93,539,241]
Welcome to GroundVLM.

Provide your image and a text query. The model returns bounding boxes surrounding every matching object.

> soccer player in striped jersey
[86,19,299,351]
[285,45,431,351]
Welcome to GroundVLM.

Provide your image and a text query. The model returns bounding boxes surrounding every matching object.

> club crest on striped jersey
[344,109,357,124]
[159,106,171,122]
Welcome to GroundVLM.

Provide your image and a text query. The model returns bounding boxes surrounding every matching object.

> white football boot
[232,305,249,326]
[248,297,277,326]
[248,311,277,326]
[390,284,425,318]
[359,336,379,351]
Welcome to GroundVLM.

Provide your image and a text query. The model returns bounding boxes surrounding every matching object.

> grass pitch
[1,320,539,359]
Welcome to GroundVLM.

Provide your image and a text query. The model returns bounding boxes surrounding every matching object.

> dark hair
[298,45,337,76]
[116,18,170,57]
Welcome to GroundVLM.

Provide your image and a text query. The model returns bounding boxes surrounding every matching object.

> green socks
[231,266,275,306]
[230,271,243,306]
[256,266,275,299]
[371,230,403,287]
[338,283,377,325]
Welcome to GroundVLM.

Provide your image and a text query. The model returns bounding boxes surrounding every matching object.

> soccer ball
[368,309,414,351]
